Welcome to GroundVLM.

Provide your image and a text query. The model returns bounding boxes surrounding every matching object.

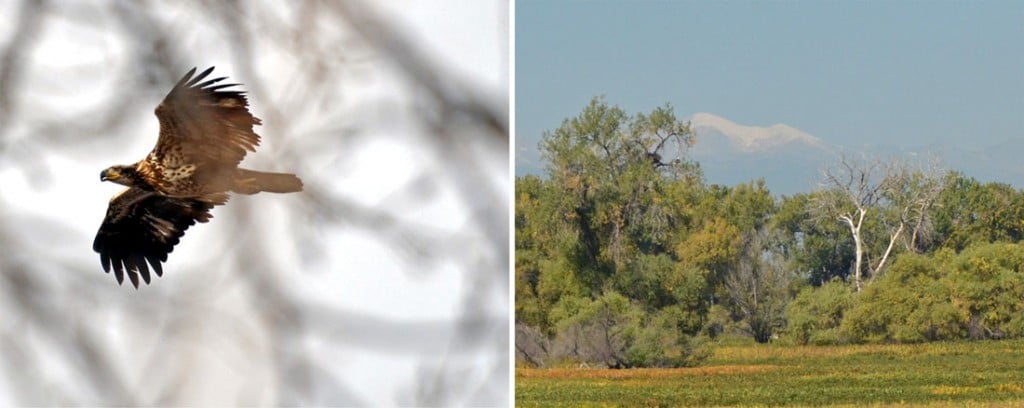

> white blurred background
[0,0,509,405]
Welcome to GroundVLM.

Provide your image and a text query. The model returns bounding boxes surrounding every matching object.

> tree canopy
[516,97,1024,368]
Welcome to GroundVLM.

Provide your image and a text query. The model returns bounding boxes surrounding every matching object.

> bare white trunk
[819,153,944,292]
[872,221,904,281]
[841,210,865,292]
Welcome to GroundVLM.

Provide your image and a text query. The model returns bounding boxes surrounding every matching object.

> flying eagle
[94,67,303,288]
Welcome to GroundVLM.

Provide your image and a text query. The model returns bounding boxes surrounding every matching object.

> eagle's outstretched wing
[145,67,262,189]
[93,187,219,288]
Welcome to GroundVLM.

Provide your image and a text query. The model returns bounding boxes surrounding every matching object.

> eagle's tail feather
[233,169,304,194]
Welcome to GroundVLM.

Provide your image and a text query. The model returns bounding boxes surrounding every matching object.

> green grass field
[516,340,1024,407]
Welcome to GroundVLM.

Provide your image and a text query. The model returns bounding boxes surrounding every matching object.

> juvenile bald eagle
[94,67,303,288]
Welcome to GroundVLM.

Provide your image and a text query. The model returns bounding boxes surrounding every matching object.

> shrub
[549,291,710,368]
[784,280,855,345]
[947,243,1024,339]
[842,252,954,343]
[629,307,712,367]
[551,291,642,368]
[843,243,1024,343]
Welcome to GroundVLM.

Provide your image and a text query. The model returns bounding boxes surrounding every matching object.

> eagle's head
[100,165,143,187]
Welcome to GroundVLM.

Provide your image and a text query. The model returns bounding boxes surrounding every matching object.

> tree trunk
[842,209,866,292]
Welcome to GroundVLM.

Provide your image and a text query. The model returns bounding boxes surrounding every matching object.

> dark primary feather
[93,187,215,288]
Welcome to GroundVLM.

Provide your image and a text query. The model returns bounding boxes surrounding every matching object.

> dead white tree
[815,153,943,291]
[894,158,947,253]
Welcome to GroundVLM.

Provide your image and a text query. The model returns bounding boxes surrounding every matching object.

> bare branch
[816,151,941,290]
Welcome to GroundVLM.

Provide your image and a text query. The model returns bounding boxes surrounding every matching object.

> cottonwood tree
[724,231,794,343]
[516,98,715,367]
[538,96,698,292]
[931,174,1024,251]
[773,192,856,285]
[891,158,947,253]
[815,153,943,291]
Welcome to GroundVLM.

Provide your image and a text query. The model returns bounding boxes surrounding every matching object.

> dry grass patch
[516,340,1024,407]
[516,364,780,380]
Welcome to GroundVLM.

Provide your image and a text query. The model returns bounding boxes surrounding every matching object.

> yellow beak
[100,169,120,181]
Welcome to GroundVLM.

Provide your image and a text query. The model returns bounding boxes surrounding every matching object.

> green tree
[785,280,856,345]
[932,174,1024,251]
[516,97,714,366]
[775,192,855,285]
[538,96,699,295]
[946,243,1024,339]
[678,181,776,293]
[514,175,548,328]
[723,230,796,343]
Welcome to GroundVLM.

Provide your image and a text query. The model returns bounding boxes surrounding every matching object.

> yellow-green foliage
[784,280,855,345]
[843,242,1024,343]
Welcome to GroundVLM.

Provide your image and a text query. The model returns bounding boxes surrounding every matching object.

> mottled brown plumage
[94,67,303,288]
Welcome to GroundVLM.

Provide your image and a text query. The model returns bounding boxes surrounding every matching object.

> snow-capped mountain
[688,113,830,195]
[690,113,825,153]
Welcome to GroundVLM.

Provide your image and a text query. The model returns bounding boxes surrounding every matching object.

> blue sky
[516,1,1024,181]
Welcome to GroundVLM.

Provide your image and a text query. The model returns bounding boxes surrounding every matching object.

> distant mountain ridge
[690,113,825,153]
[688,113,830,195]
[687,113,1024,195]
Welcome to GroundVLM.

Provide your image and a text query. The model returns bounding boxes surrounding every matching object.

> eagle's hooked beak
[100,168,120,182]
